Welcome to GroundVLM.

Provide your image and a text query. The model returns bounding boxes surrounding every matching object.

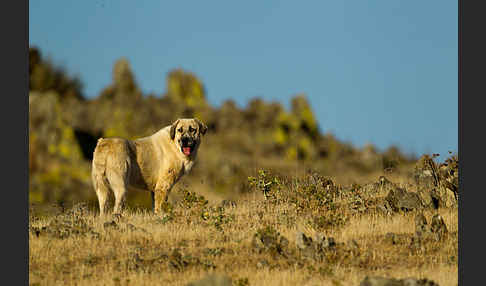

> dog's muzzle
[181,136,195,156]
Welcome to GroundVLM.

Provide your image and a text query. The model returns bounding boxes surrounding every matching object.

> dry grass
[29,171,458,286]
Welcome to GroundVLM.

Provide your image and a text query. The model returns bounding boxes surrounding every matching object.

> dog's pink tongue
[183,147,191,155]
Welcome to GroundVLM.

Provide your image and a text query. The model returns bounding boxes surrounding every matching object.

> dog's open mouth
[182,146,192,155]
[181,142,194,156]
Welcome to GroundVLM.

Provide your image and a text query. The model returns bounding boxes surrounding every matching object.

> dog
[91,118,207,215]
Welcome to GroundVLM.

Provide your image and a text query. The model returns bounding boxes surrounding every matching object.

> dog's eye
[189,126,195,133]
[178,128,183,133]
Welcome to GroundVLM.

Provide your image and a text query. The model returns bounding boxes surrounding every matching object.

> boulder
[186,274,232,286]
[360,276,439,286]
[252,226,289,258]
[414,213,448,243]
[386,188,423,212]
[295,231,336,261]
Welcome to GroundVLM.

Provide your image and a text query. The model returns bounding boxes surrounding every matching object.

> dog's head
[170,118,208,157]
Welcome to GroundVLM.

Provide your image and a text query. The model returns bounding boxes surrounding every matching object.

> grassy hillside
[29,169,457,285]
[28,46,420,209]
[28,47,458,285]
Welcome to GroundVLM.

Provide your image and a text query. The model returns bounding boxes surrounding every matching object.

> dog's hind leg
[109,177,128,215]
[107,161,130,215]
[95,179,110,216]
[92,163,110,216]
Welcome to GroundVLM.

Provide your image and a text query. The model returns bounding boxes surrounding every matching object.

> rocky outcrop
[295,231,336,262]
[385,188,424,212]
[360,276,439,286]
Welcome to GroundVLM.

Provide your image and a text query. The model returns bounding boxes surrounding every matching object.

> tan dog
[91,118,207,215]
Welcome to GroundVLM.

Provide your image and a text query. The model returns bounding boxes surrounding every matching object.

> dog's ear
[170,119,180,140]
[195,118,208,136]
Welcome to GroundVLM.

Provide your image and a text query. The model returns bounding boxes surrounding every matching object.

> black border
[459,0,484,285]
[3,0,28,284]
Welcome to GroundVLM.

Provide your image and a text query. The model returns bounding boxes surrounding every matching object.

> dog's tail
[91,138,110,193]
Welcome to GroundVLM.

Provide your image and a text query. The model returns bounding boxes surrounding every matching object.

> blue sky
[29,1,458,161]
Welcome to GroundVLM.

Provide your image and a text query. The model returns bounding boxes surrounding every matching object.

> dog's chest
[166,159,194,181]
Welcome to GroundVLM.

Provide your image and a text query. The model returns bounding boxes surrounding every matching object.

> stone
[186,274,232,286]
[414,213,429,239]
[295,231,313,250]
[360,276,403,286]
[413,213,449,247]
[386,188,424,212]
[295,231,336,262]
[252,227,288,258]
[360,276,439,286]
[430,214,448,241]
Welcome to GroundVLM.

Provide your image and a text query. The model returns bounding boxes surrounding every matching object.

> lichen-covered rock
[414,213,448,244]
[430,214,448,240]
[252,226,288,258]
[295,231,336,262]
[360,276,439,286]
[385,188,424,212]
[414,154,458,208]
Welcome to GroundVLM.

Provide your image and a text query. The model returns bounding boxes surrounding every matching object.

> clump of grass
[248,170,283,201]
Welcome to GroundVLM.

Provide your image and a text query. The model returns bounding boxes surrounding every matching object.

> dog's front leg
[153,181,172,215]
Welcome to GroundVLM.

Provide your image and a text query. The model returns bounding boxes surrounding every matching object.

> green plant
[178,187,208,209]
[248,170,282,201]
[201,206,233,231]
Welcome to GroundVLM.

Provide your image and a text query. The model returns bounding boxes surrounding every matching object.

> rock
[430,214,448,241]
[252,226,288,257]
[186,274,232,286]
[295,231,336,261]
[418,189,443,209]
[413,213,449,245]
[437,186,457,208]
[414,213,429,239]
[279,235,289,250]
[379,176,397,193]
[360,276,439,286]
[319,236,336,249]
[401,277,440,286]
[377,203,393,216]
[386,188,424,212]
[360,276,403,286]
[295,231,313,250]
